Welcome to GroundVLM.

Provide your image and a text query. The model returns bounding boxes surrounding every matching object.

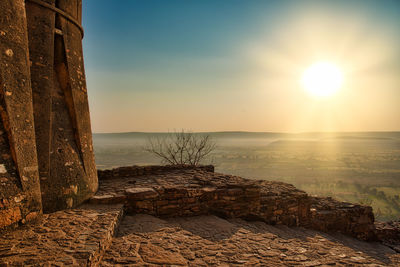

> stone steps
[0,204,124,266]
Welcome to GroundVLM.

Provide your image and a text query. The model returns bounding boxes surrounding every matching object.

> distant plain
[93,132,400,221]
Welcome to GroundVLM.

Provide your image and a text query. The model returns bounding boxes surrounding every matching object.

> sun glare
[302,62,343,98]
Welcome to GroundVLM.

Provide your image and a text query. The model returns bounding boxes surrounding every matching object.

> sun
[301,61,343,98]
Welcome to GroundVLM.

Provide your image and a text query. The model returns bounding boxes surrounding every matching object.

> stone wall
[375,220,400,252]
[0,0,42,229]
[308,196,375,240]
[94,166,376,240]
[98,165,214,179]
[123,180,310,227]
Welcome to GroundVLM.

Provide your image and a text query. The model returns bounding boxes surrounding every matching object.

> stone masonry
[0,0,98,228]
[0,0,42,229]
[1,165,400,266]
[26,0,98,213]
[92,165,376,241]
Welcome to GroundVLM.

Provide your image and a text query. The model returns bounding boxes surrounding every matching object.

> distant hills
[93,131,400,140]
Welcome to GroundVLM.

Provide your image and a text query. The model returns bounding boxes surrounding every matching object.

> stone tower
[25,0,98,212]
[0,0,98,228]
[0,0,42,228]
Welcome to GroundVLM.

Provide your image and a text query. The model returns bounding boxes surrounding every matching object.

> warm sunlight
[301,62,343,98]
[1,1,400,264]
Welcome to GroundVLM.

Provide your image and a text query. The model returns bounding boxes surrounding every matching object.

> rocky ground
[1,165,399,266]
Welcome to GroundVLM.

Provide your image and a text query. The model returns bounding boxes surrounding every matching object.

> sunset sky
[82,0,400,133]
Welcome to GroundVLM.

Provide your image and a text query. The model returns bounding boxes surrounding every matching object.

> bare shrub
[144,130,216,166]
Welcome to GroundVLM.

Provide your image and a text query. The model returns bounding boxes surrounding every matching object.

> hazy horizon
[93,130,400,134]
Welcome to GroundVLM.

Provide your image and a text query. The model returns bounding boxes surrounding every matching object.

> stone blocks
[93,166,377,240]
[0,0,42,229]
[25,0,98,212]
[0,0,98,229]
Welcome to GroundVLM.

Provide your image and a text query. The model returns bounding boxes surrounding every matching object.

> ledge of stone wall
[375,220,400,252]
[308,196,375,240]
[92,166,376,241]
[97,165,214,179]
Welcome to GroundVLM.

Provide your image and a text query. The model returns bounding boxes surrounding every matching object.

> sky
[82,0,400,133]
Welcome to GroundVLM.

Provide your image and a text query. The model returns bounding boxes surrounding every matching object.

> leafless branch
[143,130,216,166]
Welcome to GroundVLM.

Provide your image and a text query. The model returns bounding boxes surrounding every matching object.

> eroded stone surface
[309,196,376,240]
[0,0,42,229]
[1,164,398,266]
[375,220,400,252]
[26,0,98,213]
[94,166,374,240]
[97,165,214,178]
[101,214,400,266]
[0,204,123,266]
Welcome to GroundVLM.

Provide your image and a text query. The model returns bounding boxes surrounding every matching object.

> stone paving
[101,214,400,266]
[0,204,123,266]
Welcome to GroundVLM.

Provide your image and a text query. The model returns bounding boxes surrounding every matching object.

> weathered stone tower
[25,0,98,212]
[0,0,97,228]
[0,0,42,228]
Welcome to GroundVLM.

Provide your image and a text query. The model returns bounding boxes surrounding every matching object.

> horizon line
[93,130,400,135]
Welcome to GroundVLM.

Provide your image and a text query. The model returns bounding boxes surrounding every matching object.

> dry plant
[144,130,216,166]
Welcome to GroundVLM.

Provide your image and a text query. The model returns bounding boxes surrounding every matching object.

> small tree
[144,130,216,166]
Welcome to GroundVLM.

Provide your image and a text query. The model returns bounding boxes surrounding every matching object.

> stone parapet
[93,168,309,228]
[97,165,214,179]
[308,196,375,240]
[375,220,400,252]
[92,166,376,240]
